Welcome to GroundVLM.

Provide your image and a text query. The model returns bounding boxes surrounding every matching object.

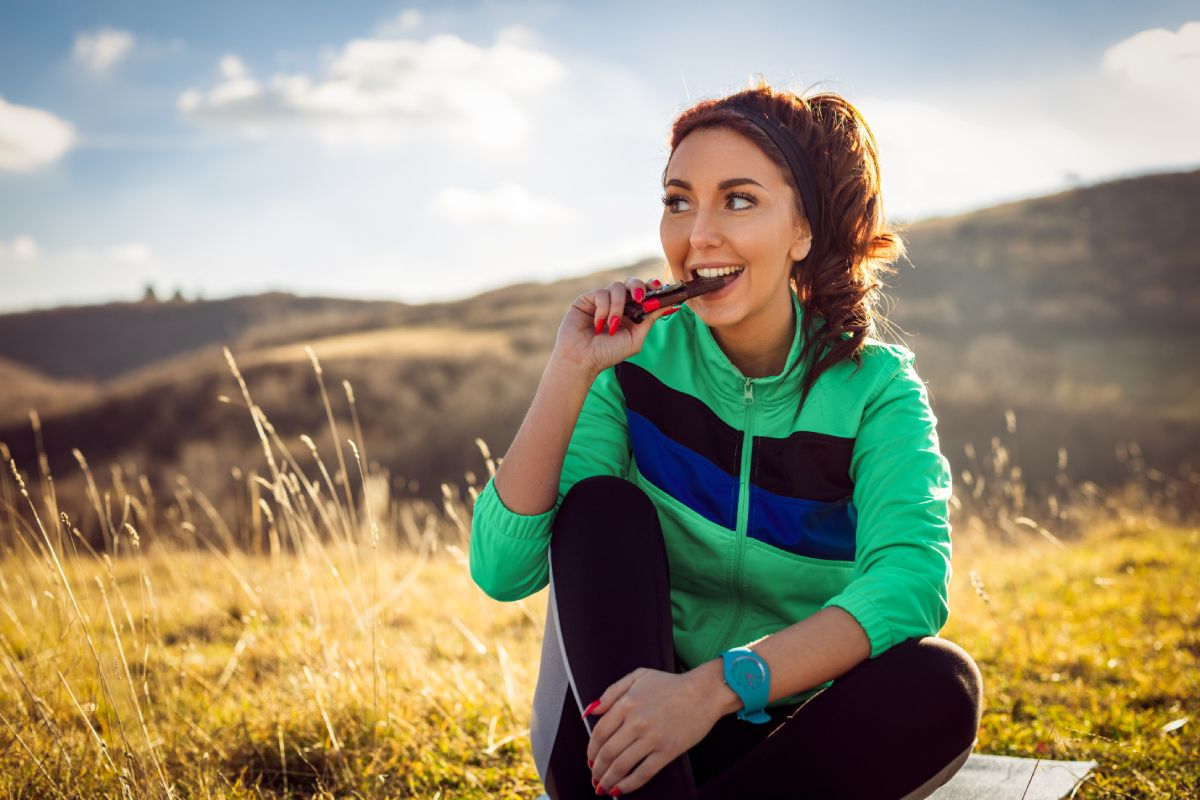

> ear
[789,215,813,262]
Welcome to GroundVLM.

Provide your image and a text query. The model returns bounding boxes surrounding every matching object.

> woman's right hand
[553,276,676,377]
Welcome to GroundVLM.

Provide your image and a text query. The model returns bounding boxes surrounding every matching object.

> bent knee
[552,476,658,548]
[890,637,984,732]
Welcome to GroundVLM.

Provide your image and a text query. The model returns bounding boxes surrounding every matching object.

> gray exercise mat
[532,754,1098,799]
[929,754,1098,799]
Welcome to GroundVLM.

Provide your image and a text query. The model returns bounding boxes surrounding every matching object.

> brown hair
[665,77,906,412]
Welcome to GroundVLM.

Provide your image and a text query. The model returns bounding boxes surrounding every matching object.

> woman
[469,79,984,799]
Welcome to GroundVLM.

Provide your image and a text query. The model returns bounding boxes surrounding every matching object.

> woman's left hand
[585,666,720,795]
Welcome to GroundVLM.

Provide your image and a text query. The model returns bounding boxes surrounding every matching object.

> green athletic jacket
[469,289,953,707]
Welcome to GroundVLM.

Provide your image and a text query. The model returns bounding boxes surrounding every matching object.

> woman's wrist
[548,347,601,384]
[687,657,744,721]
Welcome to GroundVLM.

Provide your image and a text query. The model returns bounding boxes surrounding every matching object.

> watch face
[730,654,767,690]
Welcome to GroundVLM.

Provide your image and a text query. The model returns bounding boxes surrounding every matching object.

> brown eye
[661,193,692,213]
[727,191,757,210]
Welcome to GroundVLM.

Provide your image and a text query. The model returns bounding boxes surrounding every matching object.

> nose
[688,205,724,251]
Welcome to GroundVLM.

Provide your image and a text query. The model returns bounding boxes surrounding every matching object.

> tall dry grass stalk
[948,407,1198,551]
[0,346,548,797]
[0,355,1194,796]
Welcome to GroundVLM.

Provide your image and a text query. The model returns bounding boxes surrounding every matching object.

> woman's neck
[710,291,796,379]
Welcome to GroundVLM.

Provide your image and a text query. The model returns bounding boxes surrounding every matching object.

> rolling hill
[1,170,1197,541]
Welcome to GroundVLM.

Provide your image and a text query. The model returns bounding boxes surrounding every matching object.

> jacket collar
[681,288,822,406]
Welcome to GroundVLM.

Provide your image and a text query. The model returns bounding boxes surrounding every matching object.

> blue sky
[1,1,1197,313]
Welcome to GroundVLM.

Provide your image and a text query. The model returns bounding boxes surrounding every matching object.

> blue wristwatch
[720,647,772,724]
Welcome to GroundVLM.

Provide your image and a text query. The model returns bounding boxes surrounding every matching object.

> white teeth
[694,266,745,278]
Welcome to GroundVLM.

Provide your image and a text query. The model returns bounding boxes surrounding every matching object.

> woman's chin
[692,299,747,329]
[691,283,748,325]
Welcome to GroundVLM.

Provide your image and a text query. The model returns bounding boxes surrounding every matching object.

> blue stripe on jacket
[627,409,859,561]
[748,485,858,561]
[626,409,739,530]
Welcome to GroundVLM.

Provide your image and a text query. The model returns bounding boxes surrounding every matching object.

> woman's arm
[491,355,598,516]
[685,606,871,719]
[687,346,951,718]
[469,276,675,601]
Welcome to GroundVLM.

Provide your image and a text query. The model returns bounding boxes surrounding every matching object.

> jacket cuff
[820,591,895,660]
[473,474,558,541]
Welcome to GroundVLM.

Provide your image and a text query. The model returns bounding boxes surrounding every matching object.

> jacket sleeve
[819,349,954,659]
[469,364,631,602]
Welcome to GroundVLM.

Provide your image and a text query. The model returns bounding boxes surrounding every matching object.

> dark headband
[723,100,821,239]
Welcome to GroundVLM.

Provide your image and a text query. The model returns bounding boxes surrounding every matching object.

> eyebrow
[663,177,765,190]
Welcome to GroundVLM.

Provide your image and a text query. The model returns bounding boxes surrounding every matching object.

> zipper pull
[743,377,754,405]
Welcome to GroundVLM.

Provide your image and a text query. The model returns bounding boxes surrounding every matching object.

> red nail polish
[607,315,619,335]
[651,279,662,287]
[596,786,605,795]
[610,788,622,797]
[634,287,644,302]
[594,318,603,334]
[661,306,680,316]
[581,699,601,718]
[588,759,594,768]
[641,297,661,313]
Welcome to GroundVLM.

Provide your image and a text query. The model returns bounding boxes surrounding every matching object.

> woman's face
[660,126,812,331]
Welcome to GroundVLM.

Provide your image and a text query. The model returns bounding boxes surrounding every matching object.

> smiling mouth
[689,265,746,280]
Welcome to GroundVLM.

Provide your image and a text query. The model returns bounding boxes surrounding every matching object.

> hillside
[0,356,100,425]
[0,292,420,383]
[1,171,1198,541]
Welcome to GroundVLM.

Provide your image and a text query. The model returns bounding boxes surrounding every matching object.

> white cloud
[0,235,40,261]
[853,20,1200,220]
[218,54,249,80]
[375,9,423,36]
[178,28,567,148]
[107,241,153,264]
[1102,20,1200,100]
[432,183,576,225]
[0,238,165,312]
[0,96,75,171]
[859,97,1111,220]
[72,26,136,74]
[0,238,153,268]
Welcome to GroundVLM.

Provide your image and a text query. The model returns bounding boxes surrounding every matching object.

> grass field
[0,348,1195,798]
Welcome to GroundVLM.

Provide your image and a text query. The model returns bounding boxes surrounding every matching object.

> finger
[605,749,672,796]
[627,303,678,348]
[624,275,649,305]
[596,728,653,794]
[595,667,644,716]
[585,669,643,762]
[591,286,612,336]
[606,281,628,336]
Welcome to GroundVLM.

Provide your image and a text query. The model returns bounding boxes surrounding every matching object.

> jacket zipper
[715,376,755,651]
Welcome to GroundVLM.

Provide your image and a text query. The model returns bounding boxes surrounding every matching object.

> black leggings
[535,475,985,799]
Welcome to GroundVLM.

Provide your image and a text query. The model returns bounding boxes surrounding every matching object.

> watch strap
[720,647,772,724]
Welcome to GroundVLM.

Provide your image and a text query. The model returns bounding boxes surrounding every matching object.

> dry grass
[0,346,1196,798]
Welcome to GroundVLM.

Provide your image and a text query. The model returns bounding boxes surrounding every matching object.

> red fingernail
[610,789,622,797]
[607,315,619,335]
[634,287,645,302]
[594,318,603,334]
[641,298,661,313]
[651,279,662,287]
[588,759,594,768]
[662,306,680,316]
[596,786,605,795]
[581,700,601,718]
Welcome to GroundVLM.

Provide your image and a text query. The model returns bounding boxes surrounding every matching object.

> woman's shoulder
[857,336,916,373]
[825,334,916,384]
